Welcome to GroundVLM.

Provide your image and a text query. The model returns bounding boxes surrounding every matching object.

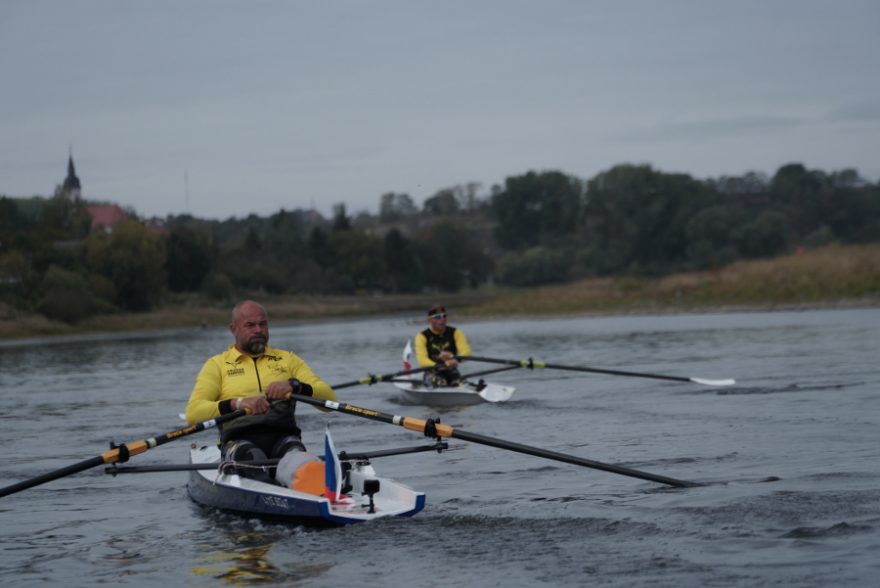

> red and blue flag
[323,425,342,501]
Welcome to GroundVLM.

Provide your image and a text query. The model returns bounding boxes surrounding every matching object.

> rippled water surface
[1,309,878,587]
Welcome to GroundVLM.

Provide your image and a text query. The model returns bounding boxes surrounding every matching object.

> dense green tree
[0,197,24,234]
[491,171,583,250]
[496,247,570,286]
[684,203,749,268]
[35,265,112,322]
[85,220,166,311]
[383,229,423,292]
[166,226,215,292]
[332,203,351,232]
[423,189,461,216]
[417,221,492,291]
[738,210,795,258]
[379,192,418,221]
[307,226,334,269]
[264,209,306,256]
[580,164,711,275]
[329,230,384,291]
[244,227,262,252]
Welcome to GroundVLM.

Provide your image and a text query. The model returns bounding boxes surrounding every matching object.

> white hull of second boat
[393,379,515,406]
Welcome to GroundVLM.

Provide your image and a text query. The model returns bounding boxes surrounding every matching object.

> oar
[459,355,735,387]
[287,392,699,488]
[330,365,437,390]
[0,407,252,498]
[105,442,451,474]
[460,365,523,380]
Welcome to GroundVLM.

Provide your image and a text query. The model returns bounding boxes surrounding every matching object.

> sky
[2,1,878,221]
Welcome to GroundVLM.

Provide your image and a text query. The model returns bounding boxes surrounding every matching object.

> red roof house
[87,204,129,233]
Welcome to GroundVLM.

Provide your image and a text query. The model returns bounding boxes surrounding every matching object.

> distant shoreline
[1,296,876,346]
[2,243,877,343]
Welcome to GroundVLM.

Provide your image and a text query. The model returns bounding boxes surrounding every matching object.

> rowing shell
[393,378,516,406]
[186,444,425,526]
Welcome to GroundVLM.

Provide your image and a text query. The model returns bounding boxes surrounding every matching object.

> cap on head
[427,304,446,316]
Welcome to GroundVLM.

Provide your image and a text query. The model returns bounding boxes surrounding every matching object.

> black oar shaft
[331,365,435,390]
[460,365,523,380]
[288,393,696,488]
[106,442,450,474]
[450,429,696,488]
[0,456,105,498]
[462,355,691,383]
[0,408,249,498]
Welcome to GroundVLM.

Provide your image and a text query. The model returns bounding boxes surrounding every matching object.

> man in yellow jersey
[413,304,472,386]
[185,300,336,482]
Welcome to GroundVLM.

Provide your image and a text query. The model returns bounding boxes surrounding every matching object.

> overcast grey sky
[2,1,878,220]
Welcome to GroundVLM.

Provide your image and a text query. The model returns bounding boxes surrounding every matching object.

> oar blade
[690,377,736,387]
[477,385,516,403]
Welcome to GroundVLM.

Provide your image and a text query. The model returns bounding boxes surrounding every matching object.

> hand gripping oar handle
[287,393,699,488]
[0,408,250,498]
[459,355,735,387]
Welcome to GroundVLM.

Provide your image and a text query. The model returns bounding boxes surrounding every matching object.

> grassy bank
[466,243,880,317]
[1,244,878,340]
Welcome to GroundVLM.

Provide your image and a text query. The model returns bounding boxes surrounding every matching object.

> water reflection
[192,522,333,585]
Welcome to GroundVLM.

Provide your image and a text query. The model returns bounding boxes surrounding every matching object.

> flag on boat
[323,425,342,501]
[403,339,413,370]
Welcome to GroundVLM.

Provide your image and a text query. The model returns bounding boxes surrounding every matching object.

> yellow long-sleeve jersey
[185,344,335,424]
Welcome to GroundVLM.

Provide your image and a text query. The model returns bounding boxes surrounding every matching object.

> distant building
[61,151,82,200]
[87,204,128,233]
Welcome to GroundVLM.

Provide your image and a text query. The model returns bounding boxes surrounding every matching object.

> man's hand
[237,395,269,415]
[438,350,459,369]
[265,380,292,400]
[265,378,314,400]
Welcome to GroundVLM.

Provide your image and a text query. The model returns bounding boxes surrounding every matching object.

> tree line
[0,162,878,323]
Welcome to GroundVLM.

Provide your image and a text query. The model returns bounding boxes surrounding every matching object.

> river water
[0,308,878,587]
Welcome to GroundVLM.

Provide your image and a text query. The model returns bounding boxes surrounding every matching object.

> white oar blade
[690,377,736,387]
[478,385,516,403]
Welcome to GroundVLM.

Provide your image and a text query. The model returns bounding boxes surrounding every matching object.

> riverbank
[1,243,878,340]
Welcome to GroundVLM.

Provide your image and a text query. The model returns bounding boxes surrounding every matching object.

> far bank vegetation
[1,162,878,331]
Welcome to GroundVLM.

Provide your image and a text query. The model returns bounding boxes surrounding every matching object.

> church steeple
[62,148,82,200]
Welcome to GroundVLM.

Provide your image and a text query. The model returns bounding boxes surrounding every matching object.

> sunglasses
[430,313,447,320]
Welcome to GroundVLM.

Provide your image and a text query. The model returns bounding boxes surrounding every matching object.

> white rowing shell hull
[186,445,425,526]
[393,379,515,406]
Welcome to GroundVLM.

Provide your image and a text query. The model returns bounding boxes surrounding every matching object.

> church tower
[62,149,82,200]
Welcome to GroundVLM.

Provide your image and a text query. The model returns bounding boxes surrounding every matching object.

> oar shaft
[106,443,450,474]
[461,355,728,385]
[0,456,105,498]
[288,393,696,488]
[460,365,523,380]
[451,429,696,488]
[543,362,691,383]
[0,408,249,498]
[331,365,436,390]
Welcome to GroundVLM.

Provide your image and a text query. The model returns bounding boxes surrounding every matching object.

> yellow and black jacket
[414,326,472,367]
